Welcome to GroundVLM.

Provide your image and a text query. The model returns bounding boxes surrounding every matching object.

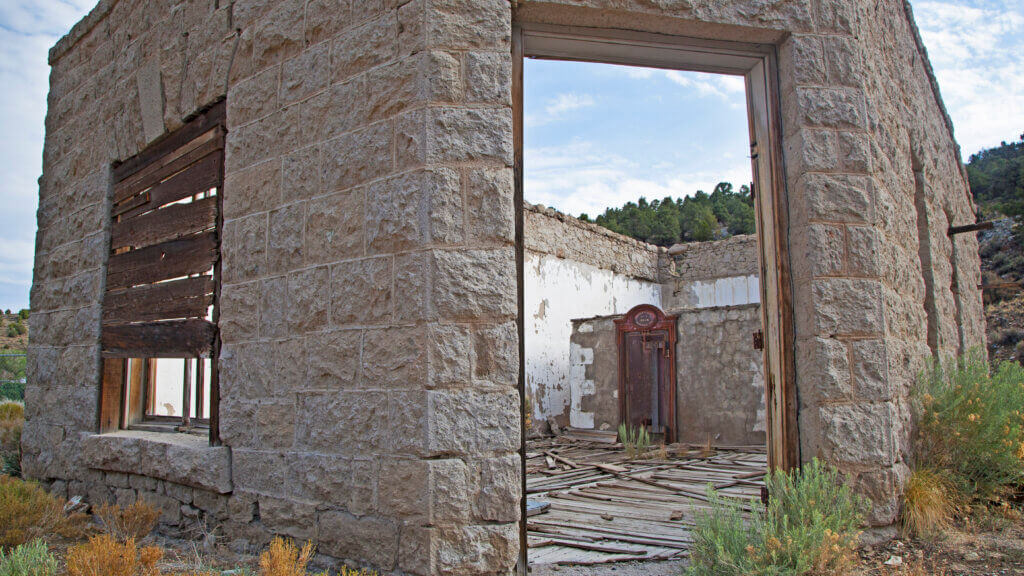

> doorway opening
[514,25,796,571]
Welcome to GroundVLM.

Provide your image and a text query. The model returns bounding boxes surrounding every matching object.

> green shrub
[617,423,650,458]
[4,327,15,339]
[688,459,866,576]
[0,540,58,576]
[15,312,27,322]
[0,383,22,403]
[913,350,1024,499]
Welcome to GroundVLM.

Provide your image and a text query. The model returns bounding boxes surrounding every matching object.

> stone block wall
[569,304,765,446]
[28,0,987,571]
[515,0,983,527]
[27,0,520,573]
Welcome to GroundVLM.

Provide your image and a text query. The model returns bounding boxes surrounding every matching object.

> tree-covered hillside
[968,135,1024,227]
[579,182,755,247]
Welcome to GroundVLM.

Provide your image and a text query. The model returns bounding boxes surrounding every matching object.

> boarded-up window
[99,101,225,442]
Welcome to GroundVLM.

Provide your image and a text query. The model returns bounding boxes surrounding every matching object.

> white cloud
[913,0,1024,152]
[545,93,596,116]
[527,92,597,127]
[525,141,752,218]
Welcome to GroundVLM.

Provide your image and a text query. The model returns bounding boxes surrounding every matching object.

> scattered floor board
[526,436,766,567]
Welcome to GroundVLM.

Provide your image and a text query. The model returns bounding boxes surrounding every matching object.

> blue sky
[0,1,1022,310]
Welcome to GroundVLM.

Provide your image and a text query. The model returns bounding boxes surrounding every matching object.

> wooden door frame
[614,304,679,443]
[512,23,799,569]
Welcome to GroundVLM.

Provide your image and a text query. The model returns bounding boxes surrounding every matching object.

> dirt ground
[859,517,1024,576]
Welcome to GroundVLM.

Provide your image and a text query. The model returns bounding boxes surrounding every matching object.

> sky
[0,1,1021,310]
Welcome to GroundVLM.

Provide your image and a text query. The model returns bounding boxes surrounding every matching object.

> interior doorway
[514,24,797,572]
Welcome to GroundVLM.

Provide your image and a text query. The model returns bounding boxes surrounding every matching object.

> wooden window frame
[99,100,226,445]
[512,24,799,569]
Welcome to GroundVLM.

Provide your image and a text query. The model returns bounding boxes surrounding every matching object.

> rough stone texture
[30,0,518,573]
[27,0,986,571]
[666,235,759,282]
[570,304,765,445]
[525,203,664,282]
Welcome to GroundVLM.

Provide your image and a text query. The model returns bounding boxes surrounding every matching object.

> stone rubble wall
[28,1,520,573]
[569,304,766,446]
[524,202,663,282]
[666,235,759,282]
[663,235,761,310]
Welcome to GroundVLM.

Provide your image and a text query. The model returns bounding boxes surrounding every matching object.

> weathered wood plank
[106,231,217,291]
[99,358,126,433]
[114,135,223,204]
[102,319,215,358]
[103,276,214,325]
[112,196,217,250]
[113,100,225,183]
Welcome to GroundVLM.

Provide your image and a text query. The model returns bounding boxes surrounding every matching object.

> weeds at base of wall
[687,459,867,576]
[0,475,381,576]
[901,468,957,539]
[617,423,650,459]
[901,351,1024,540]
[95,501,160,543]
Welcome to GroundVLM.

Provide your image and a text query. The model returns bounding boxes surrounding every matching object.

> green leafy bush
[913,351,1024,499]
[15,312,27,322]
[688,459,866,576]
[0,540,58,576]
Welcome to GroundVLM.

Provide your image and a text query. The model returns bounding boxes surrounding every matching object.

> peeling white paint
[525,252,661,424]
[680,275,760,308]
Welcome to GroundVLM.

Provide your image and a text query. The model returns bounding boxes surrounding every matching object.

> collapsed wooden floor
[526,429,766,567]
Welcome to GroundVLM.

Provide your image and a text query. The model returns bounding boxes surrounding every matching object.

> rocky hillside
[969,136,1024,365]
[0,312,29,352]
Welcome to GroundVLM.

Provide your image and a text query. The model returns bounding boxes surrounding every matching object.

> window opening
[99,100,225,442]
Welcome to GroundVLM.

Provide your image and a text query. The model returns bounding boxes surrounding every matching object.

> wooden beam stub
[947,221,994,236]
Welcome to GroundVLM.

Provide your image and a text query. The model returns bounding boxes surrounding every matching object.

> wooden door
[616,305,678,443]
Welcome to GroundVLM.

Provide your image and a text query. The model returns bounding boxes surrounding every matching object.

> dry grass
[65,534,163,576]
[0,477,67,550]
[95,501,160,542]
[258,537,314,576]
[901,468,957,538]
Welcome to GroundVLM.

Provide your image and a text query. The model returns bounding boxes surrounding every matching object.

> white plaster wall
[525,252,661,427]
[678,274,760,308]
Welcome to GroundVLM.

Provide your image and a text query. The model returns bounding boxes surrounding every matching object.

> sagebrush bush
[0,540,58,576]
[913,351,1024,499]
[65,534,163,576]
[688,459,866,576]
[901,468,956,538]
[0,477,65,550]
[95,501,160,542]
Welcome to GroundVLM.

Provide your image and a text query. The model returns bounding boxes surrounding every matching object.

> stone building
[26,0,984,574]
